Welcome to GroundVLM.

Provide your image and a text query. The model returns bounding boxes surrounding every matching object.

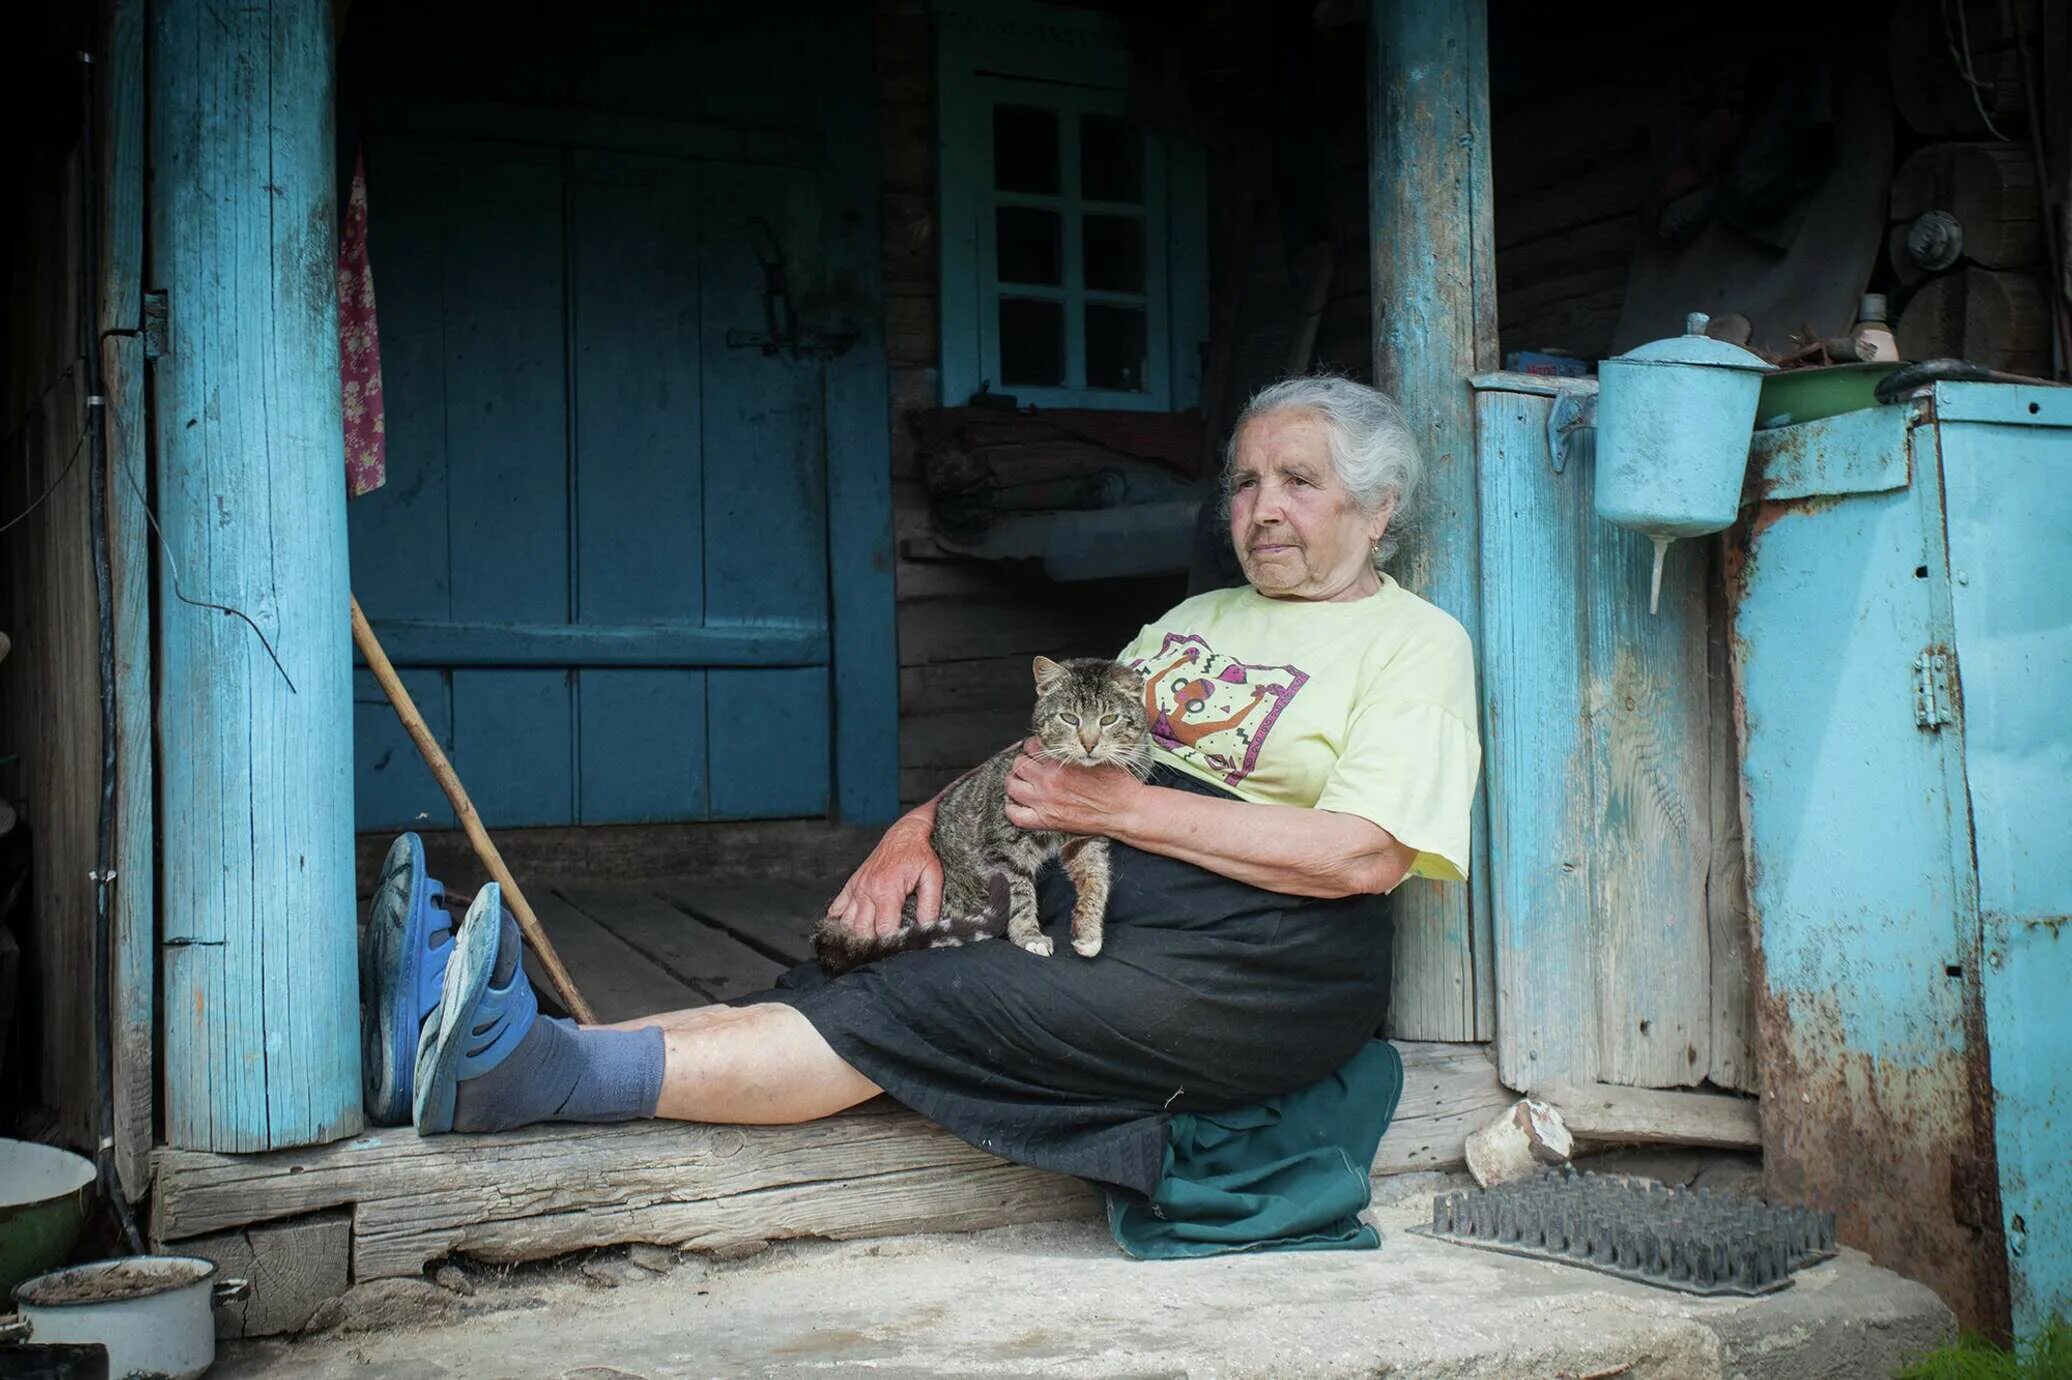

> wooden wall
[2,112,98,1148]
[874,0,1186,809]
[0,0,154,1189]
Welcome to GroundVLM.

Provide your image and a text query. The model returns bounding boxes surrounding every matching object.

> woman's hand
[1004,739,1146,836]
[826,809,942,939]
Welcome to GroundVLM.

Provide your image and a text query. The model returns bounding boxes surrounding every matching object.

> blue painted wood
[708,668,832,820]
[150,0,359,1150]
[441,147,574,830]
[1368,0,1497,1042]
[353,667,457,831]
[347,146,455,835]
[1733,410,1998,1328]
[700,159,832,819]
[345,146,451,626]
[1937,394,2072,1343]
[571,149,709,823]
[1473,383,1596,1092]
[345,8,892,832]
[817,9,900,827]
[100,0,155,1195]
[360,621,827,669]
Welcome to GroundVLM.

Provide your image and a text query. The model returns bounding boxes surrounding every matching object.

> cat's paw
[1072,936,1102,958]
[1021,936,1055,957]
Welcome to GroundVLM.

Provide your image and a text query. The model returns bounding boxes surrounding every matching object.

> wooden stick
[349,595,596,1024]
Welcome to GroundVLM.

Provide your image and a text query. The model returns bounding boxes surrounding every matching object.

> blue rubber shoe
[412,883,539,1136]
[360,833,455,1126]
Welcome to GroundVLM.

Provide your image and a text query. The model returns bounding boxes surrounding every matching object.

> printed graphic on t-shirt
[1129,633,1308,787]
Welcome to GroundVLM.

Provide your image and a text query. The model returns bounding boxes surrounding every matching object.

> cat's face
[1031,657,1151,772]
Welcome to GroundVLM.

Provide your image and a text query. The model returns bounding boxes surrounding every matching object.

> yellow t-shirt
[1115,575,1482,882]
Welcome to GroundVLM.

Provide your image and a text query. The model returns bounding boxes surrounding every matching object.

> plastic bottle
[1851,293,1899,362]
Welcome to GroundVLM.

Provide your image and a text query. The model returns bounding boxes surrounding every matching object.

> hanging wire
[1941,0,2013,142]
[114,457,299,695]
[0,427,88,536]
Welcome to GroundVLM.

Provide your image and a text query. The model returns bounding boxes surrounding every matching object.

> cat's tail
[811,910,1002,978]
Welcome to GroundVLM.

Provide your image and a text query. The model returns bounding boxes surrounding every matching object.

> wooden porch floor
[518,873,842,1020]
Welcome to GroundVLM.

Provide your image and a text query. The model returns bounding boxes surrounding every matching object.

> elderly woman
[370,376,1480,1205]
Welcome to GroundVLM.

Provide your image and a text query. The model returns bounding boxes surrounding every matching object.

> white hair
[1222,375,1425,569]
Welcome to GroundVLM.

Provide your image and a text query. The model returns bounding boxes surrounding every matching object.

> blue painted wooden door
[348,144,837,829]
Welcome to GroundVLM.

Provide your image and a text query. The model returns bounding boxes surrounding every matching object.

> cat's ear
[1106,661,1146,691]
[1032,656,1068,694]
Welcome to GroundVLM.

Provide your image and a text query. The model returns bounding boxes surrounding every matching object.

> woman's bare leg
[595,1003,880,1124]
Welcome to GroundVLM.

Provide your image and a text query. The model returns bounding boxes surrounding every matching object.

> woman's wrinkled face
[1227,409,1390,602]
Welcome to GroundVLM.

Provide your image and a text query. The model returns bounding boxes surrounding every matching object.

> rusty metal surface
[1746,402,1918,502]
[1729,412,2010,1336]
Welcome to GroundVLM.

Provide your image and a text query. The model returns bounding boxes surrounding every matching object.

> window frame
[935,0,1206,413]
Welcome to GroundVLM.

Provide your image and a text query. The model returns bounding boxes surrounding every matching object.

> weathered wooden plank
[1374,1041,1512,1175]
[898,708,1029,770]
[901,766,965,809]
[1544,1083,1760,1151]
[646,877,835,968]
[151,0,359,1149]
[527,890,705,1025]
[173,1211,351,1339]
[1582,449,1712,1089]
[558,883,787,1003]
[900,654,1051,719]
[1704,538,1755,1093]
[355,819,881,897]
[1474,386,1596,1093]
[1369,0,1498,1043]
[150,1042,1501,1277]
[15,367,97,1154]
[99,0,153,1200]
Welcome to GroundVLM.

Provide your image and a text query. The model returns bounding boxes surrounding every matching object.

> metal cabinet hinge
[1912,649,1954,730]
[142,290,169,359]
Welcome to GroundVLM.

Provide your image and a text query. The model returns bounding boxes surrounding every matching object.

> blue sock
[449,916,665,1133]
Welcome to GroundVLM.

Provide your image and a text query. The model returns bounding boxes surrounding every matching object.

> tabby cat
[813,656,1152,976]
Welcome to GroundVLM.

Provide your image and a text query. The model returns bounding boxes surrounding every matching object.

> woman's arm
[1003,745,1417,898]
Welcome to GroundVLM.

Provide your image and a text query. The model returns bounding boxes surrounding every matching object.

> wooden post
[100,0,155,1197]
[1368,0,1498,1041]
[150,0,361,1150]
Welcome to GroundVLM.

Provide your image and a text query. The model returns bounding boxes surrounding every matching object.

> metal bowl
[0,1140,97,1298]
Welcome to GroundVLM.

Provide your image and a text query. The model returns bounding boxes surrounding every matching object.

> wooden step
[151,1042,1510,1285]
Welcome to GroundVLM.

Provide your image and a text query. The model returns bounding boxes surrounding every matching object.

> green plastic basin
[1756,361,1908,429]
[0,1139,97,1298]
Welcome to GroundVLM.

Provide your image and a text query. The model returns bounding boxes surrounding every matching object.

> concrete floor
[217,1178,1954,1380]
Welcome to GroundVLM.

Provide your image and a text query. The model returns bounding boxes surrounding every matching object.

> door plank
[1583,439,1712,1087]
[1475,387,1597,1093]
[571,151,709,824]
[558,883,786,1004]
[645,877,832,968]
[701,160,833,819]
[440,148,574,827]
[347,146,458,834]
[527,890,704,1025]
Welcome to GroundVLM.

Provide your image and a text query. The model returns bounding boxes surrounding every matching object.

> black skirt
[734,766,1395,1198]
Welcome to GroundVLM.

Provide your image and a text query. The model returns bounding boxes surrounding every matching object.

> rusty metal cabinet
[1730,382,2071,1341]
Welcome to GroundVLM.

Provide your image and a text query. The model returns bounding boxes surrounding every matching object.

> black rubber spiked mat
[1409,1165,1838,1296]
